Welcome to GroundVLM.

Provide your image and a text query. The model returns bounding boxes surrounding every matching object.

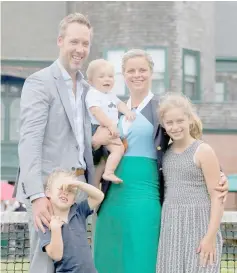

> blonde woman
[156,93,223,273]
[92,49,228,273]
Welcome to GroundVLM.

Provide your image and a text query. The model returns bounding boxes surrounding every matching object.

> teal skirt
[94,156,161,273]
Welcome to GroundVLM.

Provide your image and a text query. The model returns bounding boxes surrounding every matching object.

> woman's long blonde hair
[159,92,203,140]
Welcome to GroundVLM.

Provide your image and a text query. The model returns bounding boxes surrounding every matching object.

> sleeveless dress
[94,106,162,273]
[156,140,223,273]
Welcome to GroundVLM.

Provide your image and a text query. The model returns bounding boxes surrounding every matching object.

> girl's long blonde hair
[159,92,203,140]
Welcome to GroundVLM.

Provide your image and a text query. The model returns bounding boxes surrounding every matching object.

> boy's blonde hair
[122,49,154,72]
[58,13,92,38]
[86,59,114,81]
[45,169,79,194]
[159,92,203,140]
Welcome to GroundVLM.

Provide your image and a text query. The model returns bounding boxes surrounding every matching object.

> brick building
[1,2,237,202]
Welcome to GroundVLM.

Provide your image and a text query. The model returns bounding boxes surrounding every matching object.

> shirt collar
[67,203,78,222]
[56,59,84,82]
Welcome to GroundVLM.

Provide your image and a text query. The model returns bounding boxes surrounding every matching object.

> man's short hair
[58,13,92,37]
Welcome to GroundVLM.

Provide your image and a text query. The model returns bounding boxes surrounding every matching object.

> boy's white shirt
[85,87,121,125]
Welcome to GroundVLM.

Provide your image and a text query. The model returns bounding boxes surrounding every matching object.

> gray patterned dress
[156,140,223,273]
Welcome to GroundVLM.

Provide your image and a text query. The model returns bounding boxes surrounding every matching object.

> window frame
[215,81,227,102]
[182,49,201,101]
[1,76,24,143]
[9,98,21,141]
[103,48,127,98]
[1,102,5,141]
[145,46,169,96]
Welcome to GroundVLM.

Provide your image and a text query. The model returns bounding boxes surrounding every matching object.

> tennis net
[1,211,236,273]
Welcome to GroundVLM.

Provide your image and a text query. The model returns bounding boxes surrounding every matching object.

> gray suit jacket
[14,61,94,203]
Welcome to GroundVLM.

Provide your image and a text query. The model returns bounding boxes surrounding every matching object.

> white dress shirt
[57,59,86,169]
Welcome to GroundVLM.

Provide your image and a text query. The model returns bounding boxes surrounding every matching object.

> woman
[92,49,228,273]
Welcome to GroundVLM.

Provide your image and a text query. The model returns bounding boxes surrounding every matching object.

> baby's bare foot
[102,173,123,184]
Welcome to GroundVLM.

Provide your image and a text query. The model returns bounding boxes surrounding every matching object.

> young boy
[86,59,136,185]
[38,169,104,273]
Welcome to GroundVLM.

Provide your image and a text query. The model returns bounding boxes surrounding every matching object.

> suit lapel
[81,79,91,127]
[81,81,93,150]
[51,62,77,137]
[81,85,87,127]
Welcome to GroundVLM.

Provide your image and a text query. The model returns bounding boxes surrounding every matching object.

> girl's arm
[195,143,224,239]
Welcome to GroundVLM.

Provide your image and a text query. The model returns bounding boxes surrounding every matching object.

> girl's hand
[197,236,216,267]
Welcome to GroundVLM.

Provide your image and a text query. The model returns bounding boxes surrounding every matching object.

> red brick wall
[203,133,237,210]
[203,134,237,175]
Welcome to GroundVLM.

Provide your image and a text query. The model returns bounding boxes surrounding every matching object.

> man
[14,13,94,273]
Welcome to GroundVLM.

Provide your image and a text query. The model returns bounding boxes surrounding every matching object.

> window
[146,48,167,95]
[9,84,21,96]
[183,49,201,100]
[106,50,126,96]
[10,98,20,141]
[1,103,5,141]
[1,83,7,93]
[1,76,24,142]
[215,82,225,102]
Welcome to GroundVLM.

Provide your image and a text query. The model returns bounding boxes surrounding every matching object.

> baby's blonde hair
[45,169,79,194]
[86,59,114,81]
[159,92,203,140]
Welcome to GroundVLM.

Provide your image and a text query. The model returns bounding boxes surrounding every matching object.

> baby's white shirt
[85,88,121,125]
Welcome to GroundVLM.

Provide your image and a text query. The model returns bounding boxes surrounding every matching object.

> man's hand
[32,197,54,233]
[215,173,229,203]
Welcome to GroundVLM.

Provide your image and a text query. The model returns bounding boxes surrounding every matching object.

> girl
[156,93,223,273]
